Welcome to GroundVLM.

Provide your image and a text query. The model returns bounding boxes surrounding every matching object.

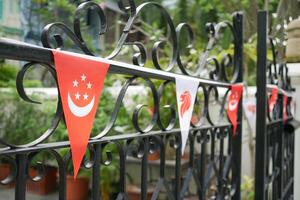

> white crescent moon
[67,92,95,117]
[229,99,238,111]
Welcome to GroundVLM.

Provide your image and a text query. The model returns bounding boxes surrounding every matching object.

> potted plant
[0,160,15,188]
[66,172,90,200]
[126,185,154,200]
[59,148,91,200]
[0,90,59,193]
[27,163,58,195]
[100,159,120,200]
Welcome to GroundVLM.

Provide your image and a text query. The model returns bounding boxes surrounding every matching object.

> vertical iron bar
[255,10,268,200]
[199,131,207,200]
[141,138,149,200]
[232,11,243,200]
[174,136,181,200]
[277,116,284,199]
[218,131,224,198]
[291,132,294,197]
[92,144,101,200]
[288,132,295,196]
[119,142,126,196]
[15,154,27,200]
[57,156,66,200]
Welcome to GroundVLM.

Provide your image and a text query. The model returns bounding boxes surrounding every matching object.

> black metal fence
[255,11,296,200]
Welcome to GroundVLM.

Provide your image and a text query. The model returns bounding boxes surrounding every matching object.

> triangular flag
[175,76,199,155]
[243,97,256,132]
[53,50,109,178]
[291,95,296,116]
[268,87,278,114]
[283,94,288,124]
[227,84,243,136]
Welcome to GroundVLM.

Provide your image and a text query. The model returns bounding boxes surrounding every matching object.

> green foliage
[100,144,120,199]
[0,62,18,87]
[241,175,254,200]
[31,0,97,53]
[0,91,55,145]
[58,148,91,178]
[92,87,133,136]
[0,62,43,87]
[32,0,76,25]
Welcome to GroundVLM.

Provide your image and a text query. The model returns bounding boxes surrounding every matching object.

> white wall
[287,63,300,199]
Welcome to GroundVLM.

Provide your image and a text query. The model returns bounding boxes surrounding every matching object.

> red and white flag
[227,84,243,136]
[53,50,109,178]
[291,95,296,116]
[243,97,256,132]
[175,77,199,155]
[268,87,278,113]
[283,94,288,124]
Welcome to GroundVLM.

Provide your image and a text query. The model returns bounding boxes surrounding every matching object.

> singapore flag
[175,76,199,155]
[53,50,109,178]
[227,84,243,136]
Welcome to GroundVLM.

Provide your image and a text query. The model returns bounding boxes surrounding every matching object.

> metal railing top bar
[0,37,233,88]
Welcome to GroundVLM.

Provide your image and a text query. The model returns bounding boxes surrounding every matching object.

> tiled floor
[0,187,58,200]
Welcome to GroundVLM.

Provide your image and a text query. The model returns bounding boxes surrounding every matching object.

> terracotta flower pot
[127,185,153,200]
[148,151,160,161]
[27,166,57,195]
[0,163,15,188]
[66,175,89,200]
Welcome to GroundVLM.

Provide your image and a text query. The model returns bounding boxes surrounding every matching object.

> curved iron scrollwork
[265,44,295,199]
[0,1,243,200]
[267,37,294,121]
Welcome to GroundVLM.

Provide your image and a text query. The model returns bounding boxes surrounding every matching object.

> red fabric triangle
[53,50,109,178]
[227,84,243,136]
[268,87,278,113]
[283,94,288,124]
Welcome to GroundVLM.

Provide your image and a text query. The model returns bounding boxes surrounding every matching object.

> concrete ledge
[287,63,300,77]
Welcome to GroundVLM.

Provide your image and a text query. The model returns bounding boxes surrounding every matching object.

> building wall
[0,0,22,39]
[288,64,300,200]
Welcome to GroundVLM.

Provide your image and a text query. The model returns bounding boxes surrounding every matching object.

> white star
[75,92,80,100]
[87,82,92,89]
[73,80,79,87]
[81,74,86,82]
[83,93,89,100]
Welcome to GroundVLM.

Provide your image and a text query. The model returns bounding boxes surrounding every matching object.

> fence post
[232,11,243,200]
[92,144,101,200]
[254,10,268,200]
[15,154,27,200]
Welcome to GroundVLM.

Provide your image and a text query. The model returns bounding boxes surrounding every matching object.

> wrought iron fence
[255,11,296,200]
[0,1,245,200]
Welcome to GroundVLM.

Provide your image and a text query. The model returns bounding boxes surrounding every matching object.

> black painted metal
[232,12,243,200]
[0,1,245,200]
[255,10,295,200]
[255,10,268,200]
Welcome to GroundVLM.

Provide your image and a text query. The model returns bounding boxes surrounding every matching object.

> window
[0,0,3,20]
[9,0,13,13]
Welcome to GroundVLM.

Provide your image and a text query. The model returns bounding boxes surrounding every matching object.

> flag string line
[0,38,240,88]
